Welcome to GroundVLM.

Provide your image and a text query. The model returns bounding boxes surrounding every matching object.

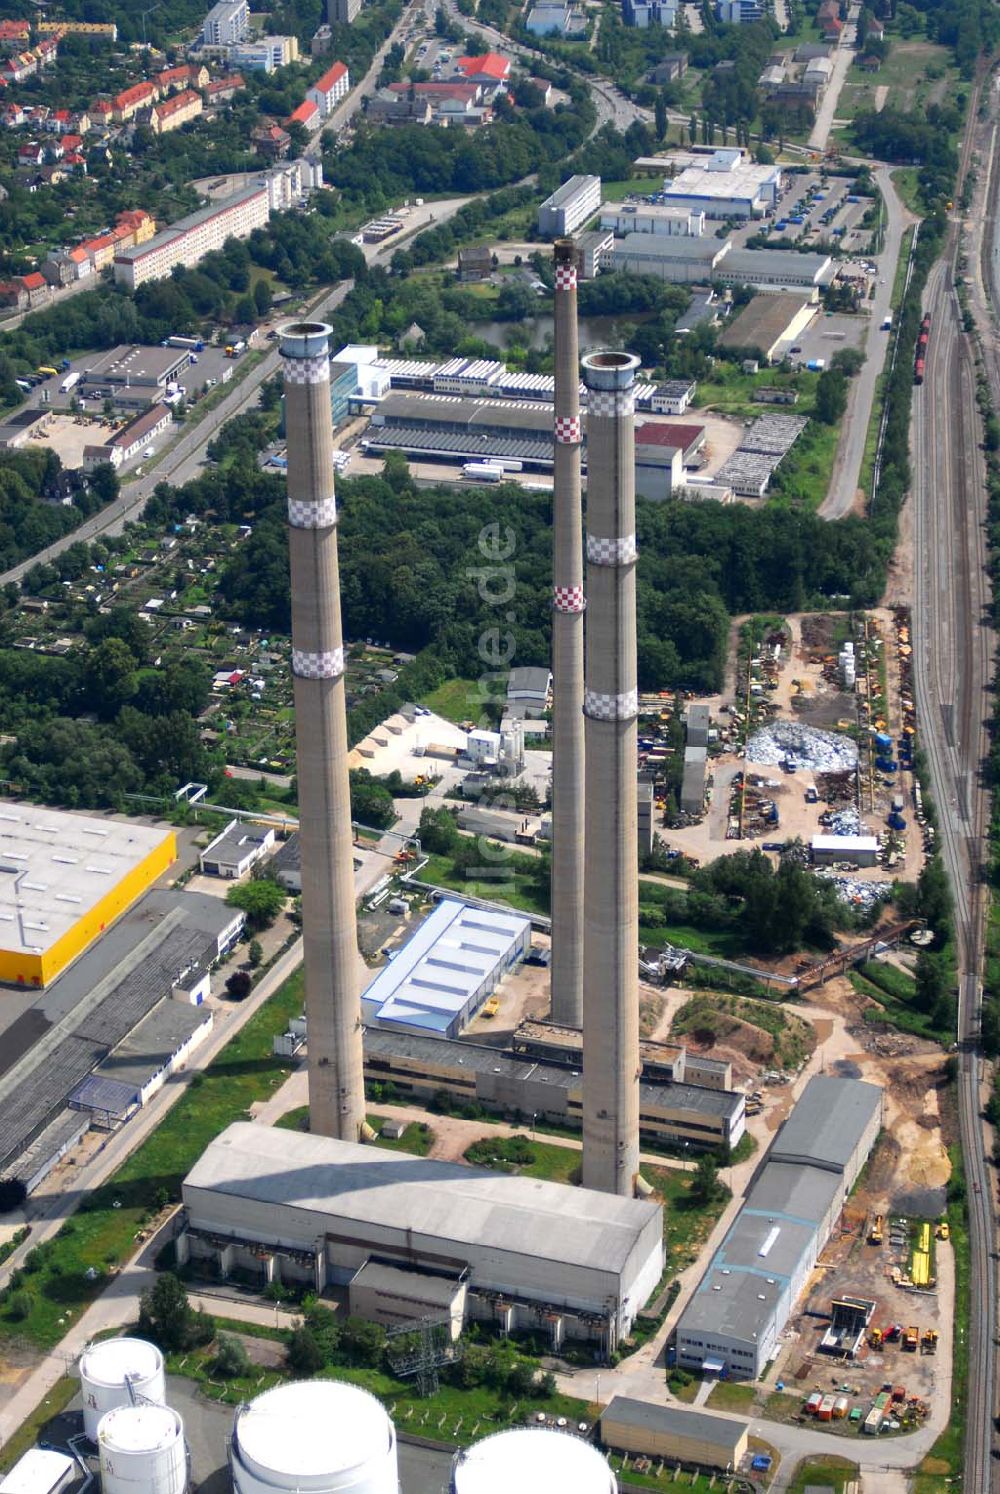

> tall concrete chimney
[580,350,641,1198]
[549,239,585,1029]
[280,320,366,1142]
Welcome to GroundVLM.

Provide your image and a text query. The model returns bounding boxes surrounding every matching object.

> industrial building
[0,805,175,989]
[634,421,706,500]
[537,175,602,236]
[113,183,270,290]
[363,391,557,468]
[512,1019,733,1091]
[718,293,817,363]
[362,1027,746,1150]
[600,1398,749,1472]
[662,150,781,218]
[599,202,704,238]
[360,898,531,1037]
[79,343,193,400]
[71,999,213,1124]
[719,248,834,295]
[675,1076,883,1379]
[811,833,879,868]
[179,1120,665,1351]
[0,888,242,1178]
[608,234,726,283]
[199,819,276,879]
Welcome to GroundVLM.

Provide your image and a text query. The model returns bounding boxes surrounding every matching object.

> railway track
[911,99,996,1484]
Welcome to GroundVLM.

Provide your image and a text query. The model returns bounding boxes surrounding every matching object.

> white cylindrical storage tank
[97,1402,187,1494]
[450,1428,617,1494]
[230,1380,398,1494]
[79,1336,165,1440]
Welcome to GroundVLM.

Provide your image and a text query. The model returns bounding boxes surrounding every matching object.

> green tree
[84,637,139,719]
[691,1153,722,1204]
[341,1315,387,1367]
[138,1272,212,1352]
[225,969,253,1001]
[814,368,848,425]
[253,279,273,317]
[655,92,668,140]
[7,1288,32,1321]
[226,878,287,931]
[0,1177,27,1212]
[287,1325,324,1376]
[213,1333,251,1379]
[248,938,264,968]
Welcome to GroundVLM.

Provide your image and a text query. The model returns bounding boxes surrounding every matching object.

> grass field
[277,1107,435,1155]
[849,968,951,1044]
[0,969,306,1352]
[786,1455,861,1493]
[418,677,481,725]
[464,1134,581,1184]
[0,1377,77,1474]
[706,1380,757,1413]
[165,1321,591,1445]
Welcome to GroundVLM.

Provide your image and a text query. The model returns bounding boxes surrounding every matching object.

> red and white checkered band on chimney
[555,414,581,443]
[554,263,577,291]
[553,584,585,613]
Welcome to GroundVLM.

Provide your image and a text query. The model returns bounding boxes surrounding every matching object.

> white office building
[600,202,705,238]
[201,0,249,48]
[538,174,602,236]
[663,149,781,219]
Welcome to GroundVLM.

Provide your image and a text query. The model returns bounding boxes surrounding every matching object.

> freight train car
[914,313,930,385]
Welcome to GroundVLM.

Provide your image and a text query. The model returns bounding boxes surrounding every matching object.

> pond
[475,313,650,353]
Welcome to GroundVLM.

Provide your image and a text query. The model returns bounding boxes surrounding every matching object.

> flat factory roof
[681,1262,783,1343]
[362,897,530,1032]
[352,1260,463,1307]
[0,804,172,957]
[362,1027,744,1121]
[811,834,879,854]
[612,236,724,263]
[718,293,814,352]
[93,998,211,1093]
[602,1397,746,1454]
[83,343,189,387]
[771,1074,882,1171]
[665,160,779,202]
[186,1122,662,1276]
[742,1158,842,1227]
[723,247,833,283]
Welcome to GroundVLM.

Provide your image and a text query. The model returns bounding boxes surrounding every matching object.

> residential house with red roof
[17,139,42,164]
[254,119,292,157]
[149,87,203,133]
[17,270,49,307]
[306,60,349,117]
[285,98,318,131]
[0,20,31,51]
[204,73,245,103]
[386,80,490,126]
[112,79,159,122]
[451,53,510,94]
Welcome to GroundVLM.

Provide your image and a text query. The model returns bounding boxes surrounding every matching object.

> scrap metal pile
[748,720,858,773]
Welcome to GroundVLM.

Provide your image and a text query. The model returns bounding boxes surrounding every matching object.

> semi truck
[165,335,204,351]
[60,371,80,394]
[463,461,505,482]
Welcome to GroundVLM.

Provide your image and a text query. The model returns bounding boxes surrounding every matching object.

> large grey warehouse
[179,1122,664,1354]
[674,1075,882,1380]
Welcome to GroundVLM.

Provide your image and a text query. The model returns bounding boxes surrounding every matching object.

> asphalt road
[820,163,912,519]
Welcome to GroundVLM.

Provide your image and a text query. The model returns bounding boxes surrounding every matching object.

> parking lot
[786,310,867,369]
[763,173,872,251]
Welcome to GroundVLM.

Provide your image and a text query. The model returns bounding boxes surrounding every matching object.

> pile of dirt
[671,992,815,1072]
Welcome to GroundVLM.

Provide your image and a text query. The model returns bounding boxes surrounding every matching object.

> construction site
[654,607,927,896]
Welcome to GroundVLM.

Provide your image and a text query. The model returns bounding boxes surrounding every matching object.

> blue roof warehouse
[361,898,531,1038]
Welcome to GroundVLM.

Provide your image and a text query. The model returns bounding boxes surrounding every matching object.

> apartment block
[113,183,269,290]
